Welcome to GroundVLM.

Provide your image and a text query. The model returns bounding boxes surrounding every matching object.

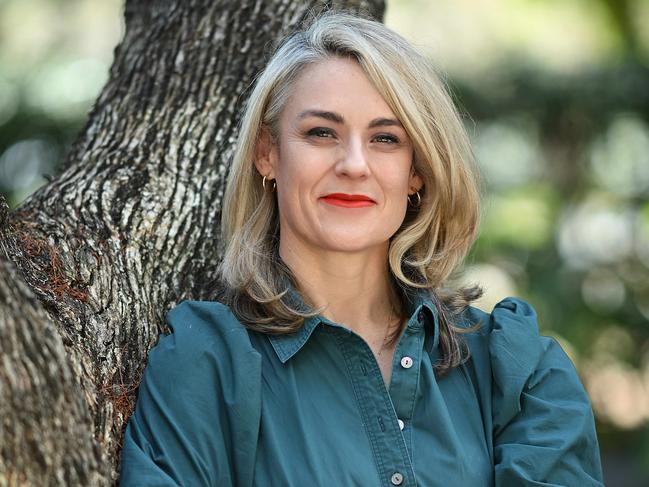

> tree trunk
[0,1,385,485]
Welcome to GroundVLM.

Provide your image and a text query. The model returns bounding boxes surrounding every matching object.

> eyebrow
[297,109,403,129]
[298,109,343,124]
[369,117,403,129]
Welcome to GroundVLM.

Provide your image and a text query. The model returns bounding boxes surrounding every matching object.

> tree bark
[0,1,385,485]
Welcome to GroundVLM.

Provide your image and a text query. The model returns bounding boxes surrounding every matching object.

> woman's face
[255,56,423,256]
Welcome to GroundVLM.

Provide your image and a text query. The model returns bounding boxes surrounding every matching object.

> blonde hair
[219,11,481,374]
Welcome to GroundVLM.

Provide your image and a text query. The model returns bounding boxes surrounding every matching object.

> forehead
[281,57,396,121]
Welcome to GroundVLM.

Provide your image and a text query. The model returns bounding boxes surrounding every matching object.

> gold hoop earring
[262,175,276,191]
[407,191,421,208]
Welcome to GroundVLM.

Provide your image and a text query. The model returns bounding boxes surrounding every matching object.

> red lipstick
[320,193,376,208]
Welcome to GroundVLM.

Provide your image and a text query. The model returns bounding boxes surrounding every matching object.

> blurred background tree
[1,0,647,485]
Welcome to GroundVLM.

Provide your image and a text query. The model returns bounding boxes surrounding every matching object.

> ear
[254,126,279,179]
[408,166,424,194]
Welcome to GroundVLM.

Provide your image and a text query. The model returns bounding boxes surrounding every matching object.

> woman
[119,11,604,487]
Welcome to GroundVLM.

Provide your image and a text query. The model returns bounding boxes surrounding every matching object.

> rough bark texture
[0,0,385,485]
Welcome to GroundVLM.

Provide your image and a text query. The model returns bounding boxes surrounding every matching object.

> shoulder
[146,300,259,378]
[462,296,539,336]
[162,299,253,350]
[460,296,567,379]
[461,297,590,428]
[458,299,603,483]
[139,300,262,420]
[165,299,245,333]
[461,296,549,367]
[123,301,263,486]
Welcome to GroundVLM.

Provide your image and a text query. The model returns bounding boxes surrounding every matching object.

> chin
[317,232,393,253]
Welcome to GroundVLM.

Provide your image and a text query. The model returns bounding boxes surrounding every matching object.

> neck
[279,237,401,337]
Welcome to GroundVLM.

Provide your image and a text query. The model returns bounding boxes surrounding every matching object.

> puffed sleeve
[119,301,262,487]
[488,298,604,486]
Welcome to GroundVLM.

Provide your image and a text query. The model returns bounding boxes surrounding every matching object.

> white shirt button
[398,419,405,430]
[400,356,413,369]
[391,472,404,485]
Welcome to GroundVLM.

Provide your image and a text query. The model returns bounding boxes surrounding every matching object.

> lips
[320,193,376,208]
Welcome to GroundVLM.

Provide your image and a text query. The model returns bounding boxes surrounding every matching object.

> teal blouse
[119,292,604,486]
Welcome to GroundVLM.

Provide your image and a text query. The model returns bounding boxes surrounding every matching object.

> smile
[320,193,376,208]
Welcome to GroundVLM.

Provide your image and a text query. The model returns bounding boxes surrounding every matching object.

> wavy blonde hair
[219,11,482,374]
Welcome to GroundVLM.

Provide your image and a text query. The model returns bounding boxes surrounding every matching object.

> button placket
[334,331,415,487]
[388,320,425,463]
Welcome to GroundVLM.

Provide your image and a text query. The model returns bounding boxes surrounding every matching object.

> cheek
[275,163,312,220]
[276,146,330,196]
[274,155,301,193]
[383,167,413,195]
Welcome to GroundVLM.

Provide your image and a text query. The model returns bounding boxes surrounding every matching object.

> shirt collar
[268,285,440,364]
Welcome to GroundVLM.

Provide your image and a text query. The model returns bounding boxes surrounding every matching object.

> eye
[306,127,335,138]
[372,133,400,144]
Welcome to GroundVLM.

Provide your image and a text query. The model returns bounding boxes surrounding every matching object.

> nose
[334,137,370,178]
